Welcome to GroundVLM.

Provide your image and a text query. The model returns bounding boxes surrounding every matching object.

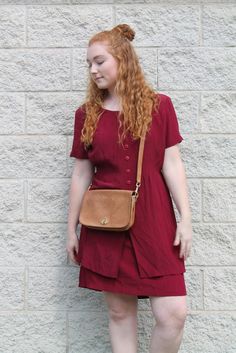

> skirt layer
[78,233,187,299]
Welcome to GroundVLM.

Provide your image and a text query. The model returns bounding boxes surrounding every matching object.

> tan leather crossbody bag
[79,132,146,231]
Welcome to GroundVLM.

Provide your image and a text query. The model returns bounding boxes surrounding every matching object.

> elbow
[161,145,183,176]
[161,158,184,179]
[72,159,95,187]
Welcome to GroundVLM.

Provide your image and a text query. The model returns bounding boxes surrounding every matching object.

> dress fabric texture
[70,93,187,299]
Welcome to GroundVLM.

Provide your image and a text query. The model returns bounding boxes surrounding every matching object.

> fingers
[67,248,80,265]
[173,232,181,246]
[179,240,192,259]
[173,227,192,259]
[185,242,191,259]
[179,240,185,258]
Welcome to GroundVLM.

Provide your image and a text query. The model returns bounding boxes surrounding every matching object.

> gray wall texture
[0,0,235,352]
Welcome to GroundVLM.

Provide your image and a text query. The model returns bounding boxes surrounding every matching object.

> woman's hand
[173,219,193,260]
[66,232,80,265]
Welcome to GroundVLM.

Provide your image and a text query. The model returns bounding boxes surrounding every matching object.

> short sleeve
[165,96,184,149]
[69,107,89,159]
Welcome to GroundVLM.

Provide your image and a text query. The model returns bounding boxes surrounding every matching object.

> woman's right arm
[67,158,94,263]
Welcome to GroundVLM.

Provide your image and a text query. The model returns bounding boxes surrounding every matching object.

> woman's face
[86,42,118,92]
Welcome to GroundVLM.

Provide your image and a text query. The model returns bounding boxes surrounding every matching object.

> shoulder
[155,93,172,107]
[71,104,87,133]
[74,104,87,124]
[75,103,86,116]
[153,93,173,117]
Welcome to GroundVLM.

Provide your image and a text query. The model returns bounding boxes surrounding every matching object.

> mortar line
[199,2,203,47]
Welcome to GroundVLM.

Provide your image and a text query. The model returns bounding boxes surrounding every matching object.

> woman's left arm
[161,144,193,260]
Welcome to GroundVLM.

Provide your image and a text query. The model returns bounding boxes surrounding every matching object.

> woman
[67,24,192,353]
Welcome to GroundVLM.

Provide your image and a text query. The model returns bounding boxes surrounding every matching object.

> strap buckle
[132,181,141,199]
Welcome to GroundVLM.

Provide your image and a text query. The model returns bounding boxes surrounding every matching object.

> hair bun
[113,24,135,42]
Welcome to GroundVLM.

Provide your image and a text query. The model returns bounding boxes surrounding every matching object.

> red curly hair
[80,24,160,149]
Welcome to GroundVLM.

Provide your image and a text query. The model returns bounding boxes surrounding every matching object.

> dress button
[126,168,131,173]
[124,144,129,149]
[126,180,131,185]
[125,155,130,161]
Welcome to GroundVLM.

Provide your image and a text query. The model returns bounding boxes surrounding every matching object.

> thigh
[149,296,188,323]
[103,291,138,315]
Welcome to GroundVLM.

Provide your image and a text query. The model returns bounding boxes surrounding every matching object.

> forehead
[86,42,110,61]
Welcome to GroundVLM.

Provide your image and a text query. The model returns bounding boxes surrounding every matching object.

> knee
[155,305,187,329]
[103,292,138,322]
[109,306,137,322]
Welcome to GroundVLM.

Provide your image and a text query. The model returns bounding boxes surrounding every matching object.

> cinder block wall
[0,1,235,352]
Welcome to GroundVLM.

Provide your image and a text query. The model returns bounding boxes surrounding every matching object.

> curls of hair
[111,24,135,42]
[80,23,160,150]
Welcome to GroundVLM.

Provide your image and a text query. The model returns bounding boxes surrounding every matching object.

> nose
[90,64,98,74]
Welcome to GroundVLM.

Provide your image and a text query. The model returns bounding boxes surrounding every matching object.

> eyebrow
[86,55,105,63]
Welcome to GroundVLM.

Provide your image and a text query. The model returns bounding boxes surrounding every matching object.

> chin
[97,83,108,88]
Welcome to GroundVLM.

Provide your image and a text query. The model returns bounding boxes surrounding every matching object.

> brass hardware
[100,217,109,225]
[133,182,141,198]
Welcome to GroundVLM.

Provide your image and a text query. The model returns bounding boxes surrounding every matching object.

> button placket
[124,142,131,185]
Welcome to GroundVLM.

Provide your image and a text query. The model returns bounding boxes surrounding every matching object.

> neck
[104,90,121,110]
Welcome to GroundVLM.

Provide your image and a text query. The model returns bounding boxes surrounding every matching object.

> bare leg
[103,291,138,353]
[149,296,187,353]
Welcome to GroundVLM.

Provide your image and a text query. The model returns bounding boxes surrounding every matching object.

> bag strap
[133,131,147,198]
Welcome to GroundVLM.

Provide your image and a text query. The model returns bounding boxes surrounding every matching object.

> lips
[95,77,103,80]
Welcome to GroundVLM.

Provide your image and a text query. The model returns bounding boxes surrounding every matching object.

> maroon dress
[70,93,187,299]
